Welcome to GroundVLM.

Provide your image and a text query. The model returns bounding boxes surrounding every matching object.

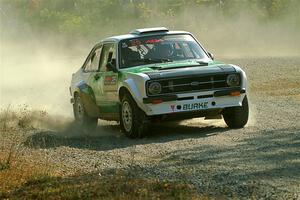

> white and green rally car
[70,27,249,138]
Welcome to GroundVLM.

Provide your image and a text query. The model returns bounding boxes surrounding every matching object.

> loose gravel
[1,57,300,199]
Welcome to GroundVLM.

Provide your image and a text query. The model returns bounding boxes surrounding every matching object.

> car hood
[120,60,236,79]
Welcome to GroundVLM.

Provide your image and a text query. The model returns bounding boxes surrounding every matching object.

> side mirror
[107,58,118,73]
[208,52,214,60]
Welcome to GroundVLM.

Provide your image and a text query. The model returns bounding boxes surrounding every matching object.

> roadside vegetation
[0,106,204,199]
[2,0,299,58]
[1,0,299,44]
[2,169,202,199]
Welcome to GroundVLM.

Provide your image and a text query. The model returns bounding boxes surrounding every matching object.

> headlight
[148,82,162,95]
[227,74,240,86]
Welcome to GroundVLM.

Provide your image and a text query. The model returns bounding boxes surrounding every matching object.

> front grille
[147,73,238,96]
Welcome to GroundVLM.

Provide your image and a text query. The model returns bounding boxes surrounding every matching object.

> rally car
[70,27,249,138]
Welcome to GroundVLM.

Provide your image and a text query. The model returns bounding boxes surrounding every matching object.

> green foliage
[9,171,201,199]
[1,0,299,41]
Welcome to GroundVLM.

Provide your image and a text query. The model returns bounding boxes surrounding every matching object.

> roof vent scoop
[130,27,169,35]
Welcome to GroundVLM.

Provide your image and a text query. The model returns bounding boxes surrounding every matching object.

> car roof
[101,27,192,43]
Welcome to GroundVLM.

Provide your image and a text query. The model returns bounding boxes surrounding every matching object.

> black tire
[73,94,98,133]
[120,93,148,138]
[223,95,249,128]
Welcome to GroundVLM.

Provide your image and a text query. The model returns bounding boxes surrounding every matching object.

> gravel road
[3,57,300,199]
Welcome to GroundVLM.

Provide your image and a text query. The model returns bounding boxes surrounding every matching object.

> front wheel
[120,93,148,138]
[73,95,98,133]
[223,95,249,128]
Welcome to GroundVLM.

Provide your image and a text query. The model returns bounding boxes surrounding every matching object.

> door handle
[94,74,100,80]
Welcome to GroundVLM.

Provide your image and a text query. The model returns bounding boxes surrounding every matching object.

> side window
[84,56,92,72]
[99,43,116,72]
[181,42,194,58]
[84,46,102,72]
[189,42,205,59]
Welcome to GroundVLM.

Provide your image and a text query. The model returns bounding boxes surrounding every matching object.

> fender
[74,81,100,117]
[119,78,148,112]
[230,64,248,90]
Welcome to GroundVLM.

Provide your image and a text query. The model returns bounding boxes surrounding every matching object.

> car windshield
[119,34,210,68]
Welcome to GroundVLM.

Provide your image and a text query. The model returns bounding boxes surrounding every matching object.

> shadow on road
[20,127,300,199]
[152,127,300,195]
[23,121,229,151]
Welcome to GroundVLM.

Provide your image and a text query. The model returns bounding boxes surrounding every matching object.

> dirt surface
[1,57,300,199]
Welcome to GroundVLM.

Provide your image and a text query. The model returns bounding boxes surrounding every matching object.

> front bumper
[141,88,246,116]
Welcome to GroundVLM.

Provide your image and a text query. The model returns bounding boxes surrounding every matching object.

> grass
[9,172,204,200]
[0,106,208,200]
[0,143,205,200]
[0,152,50,199]
[0,144,13,170]
[0,151,204,200]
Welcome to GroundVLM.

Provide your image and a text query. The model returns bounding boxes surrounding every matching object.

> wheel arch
[73,87,100,118]
[118,78,148,114]
[118,86,149,138]
[119,86,132,101]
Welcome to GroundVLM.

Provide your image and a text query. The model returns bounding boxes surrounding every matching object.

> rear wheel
[73,94,98,133]
[223,95,249,128]
[120,93,148,138]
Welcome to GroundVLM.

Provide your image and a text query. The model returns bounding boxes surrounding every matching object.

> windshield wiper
[196,60,209,66]
[137,58,173,64]
[158,58,173,63]
[156,62,209,71]
[148,66,162,70]
[147,60,208,70]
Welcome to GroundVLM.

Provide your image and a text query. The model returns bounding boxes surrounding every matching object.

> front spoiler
[140,89,246,116]
[143,87,245,104]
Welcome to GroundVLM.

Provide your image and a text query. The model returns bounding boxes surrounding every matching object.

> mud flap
[80,92,100,117]
[76,82,100,118]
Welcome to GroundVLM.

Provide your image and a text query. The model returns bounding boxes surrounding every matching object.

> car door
[84,45,104,104]
[96,42,119,114]
[77,45,103,116]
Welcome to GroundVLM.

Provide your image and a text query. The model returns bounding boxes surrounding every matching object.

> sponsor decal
[104,75,117,85]
[170,102,209,112]
[145,39,163,44]
[182,102,208,110]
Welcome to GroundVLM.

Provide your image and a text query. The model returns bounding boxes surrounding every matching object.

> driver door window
[84,47,102,72]
[99,43,116,72]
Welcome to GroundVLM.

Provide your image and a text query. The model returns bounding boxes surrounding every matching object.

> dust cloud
[148,4,300,58]
[0,8,91,117]
[0,37,84,117]
[0,1,299,122]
